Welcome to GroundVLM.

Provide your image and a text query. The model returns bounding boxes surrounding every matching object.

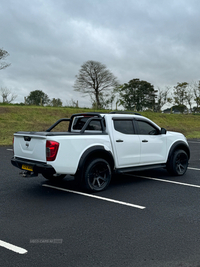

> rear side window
[72,117,102,131]
[72,117,88,130]
[114,120,135,134]
[86,120,102,130]
[137,120,159,135]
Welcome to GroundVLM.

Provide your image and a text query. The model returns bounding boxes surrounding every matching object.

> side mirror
[160,128,167,134]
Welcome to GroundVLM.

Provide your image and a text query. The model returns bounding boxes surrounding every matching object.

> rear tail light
[46,140,59,161]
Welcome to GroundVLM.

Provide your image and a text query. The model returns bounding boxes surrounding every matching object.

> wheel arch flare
[76,145,115,181]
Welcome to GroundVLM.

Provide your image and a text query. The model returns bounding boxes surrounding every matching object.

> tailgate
[14,132,47,162]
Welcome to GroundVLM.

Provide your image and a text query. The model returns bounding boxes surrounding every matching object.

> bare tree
[155,86,172,112]
[173,82,188,106]
[0,87,17,103]
[193,81,200,112]
[185,83,194,112]
[66,98,78,107]
[0,48,11,70]
[50,98,62,107]
[74,60,119,109]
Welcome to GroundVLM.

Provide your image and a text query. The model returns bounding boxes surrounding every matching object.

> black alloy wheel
[84,158,112,192]
[167,149,188,176]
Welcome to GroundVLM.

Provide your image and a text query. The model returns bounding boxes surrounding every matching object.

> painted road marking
[188,167,200,171]
[0,240,28,254]
[42,184,146,209]
[127,174,200,189]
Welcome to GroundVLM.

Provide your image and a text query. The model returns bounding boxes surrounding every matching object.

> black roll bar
[46,118,71,132]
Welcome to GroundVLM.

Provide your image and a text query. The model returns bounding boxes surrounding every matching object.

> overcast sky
[1,0,200,107]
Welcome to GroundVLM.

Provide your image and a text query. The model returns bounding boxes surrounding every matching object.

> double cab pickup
[11,112,190,192]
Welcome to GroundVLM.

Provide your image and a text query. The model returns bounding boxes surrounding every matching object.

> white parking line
[42,184,146,209]
[0,240,28,254]
[126,174,200,189]
[188,167,200,171]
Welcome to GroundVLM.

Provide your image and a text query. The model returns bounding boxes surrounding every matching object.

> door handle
[116,139,124,142]
[142,140,148,142]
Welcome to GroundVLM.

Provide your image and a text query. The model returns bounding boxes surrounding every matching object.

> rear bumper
[11,157,56,175]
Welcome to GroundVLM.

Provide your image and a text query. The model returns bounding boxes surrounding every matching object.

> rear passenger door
[112,118,140,168]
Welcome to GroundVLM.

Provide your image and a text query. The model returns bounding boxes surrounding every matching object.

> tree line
[0,87,63,107]
[74,60,200,113]
[1,48,200,112]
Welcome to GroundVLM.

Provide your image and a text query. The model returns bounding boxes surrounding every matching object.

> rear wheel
[167,149,188,176]
[84,158,112,192]
[42,173,66,181]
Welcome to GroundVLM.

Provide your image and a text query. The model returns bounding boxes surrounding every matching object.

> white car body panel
[14,133,47,162]
[46,135,112,174]
[12,113,189,177]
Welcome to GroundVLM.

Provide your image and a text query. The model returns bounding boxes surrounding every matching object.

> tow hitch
[20,171,38,178]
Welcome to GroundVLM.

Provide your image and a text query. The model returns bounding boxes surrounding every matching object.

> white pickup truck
[11,112,190,192]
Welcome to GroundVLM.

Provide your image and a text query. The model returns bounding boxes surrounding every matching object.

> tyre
[84,158,112,192]
[42,173,66,181]
[167,149,188,176]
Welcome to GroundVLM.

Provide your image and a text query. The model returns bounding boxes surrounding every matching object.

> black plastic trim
[167,141,190,161]
[11,157,56,175]
[75,145,114,180]
[14,131,108,136]
[115,163,166,173]
[46,118,71,132]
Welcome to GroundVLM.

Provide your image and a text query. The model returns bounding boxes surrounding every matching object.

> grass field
[0,104,200,145]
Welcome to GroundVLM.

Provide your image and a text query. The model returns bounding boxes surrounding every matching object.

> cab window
[114,120,135,134]
[137,120,159,135]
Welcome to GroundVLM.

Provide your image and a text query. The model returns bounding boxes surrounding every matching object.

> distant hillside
[0,104,200,145]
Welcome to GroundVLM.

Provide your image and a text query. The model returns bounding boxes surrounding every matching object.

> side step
[116,163,166,174]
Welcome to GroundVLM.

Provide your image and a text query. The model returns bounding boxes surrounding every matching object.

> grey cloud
[0,0,200,106]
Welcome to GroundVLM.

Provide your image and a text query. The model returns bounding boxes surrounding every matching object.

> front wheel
[167,149,188,176]
[84,158,112,192]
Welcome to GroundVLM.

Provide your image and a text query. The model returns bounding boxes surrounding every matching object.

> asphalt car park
[1,140,200,267]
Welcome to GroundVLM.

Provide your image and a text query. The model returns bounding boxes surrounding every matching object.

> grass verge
[0,105,200,145]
